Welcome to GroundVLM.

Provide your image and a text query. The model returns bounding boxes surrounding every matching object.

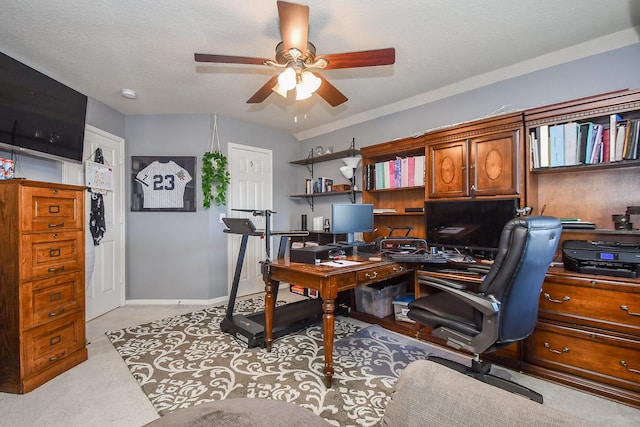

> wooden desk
[262,256,412,386]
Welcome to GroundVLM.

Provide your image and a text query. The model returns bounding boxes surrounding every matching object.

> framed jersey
[131,156,196,212]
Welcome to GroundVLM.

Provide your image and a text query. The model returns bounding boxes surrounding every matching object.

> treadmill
[221,209,324,348]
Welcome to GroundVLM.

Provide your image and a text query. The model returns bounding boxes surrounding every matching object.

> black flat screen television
[0,51,87,163]
[425,198,519,258]
[331,203,374,244]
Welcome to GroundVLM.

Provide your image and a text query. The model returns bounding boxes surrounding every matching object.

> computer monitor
[425,198,519,259]
[331,203,374,244]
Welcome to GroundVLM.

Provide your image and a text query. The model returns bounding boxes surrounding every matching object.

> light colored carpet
[0,300,638,426]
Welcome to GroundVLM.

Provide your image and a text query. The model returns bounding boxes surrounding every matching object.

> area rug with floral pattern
[106,297,445,427]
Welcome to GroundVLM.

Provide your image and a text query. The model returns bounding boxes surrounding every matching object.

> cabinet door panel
[20,186,83,232]
[472,130,519,196]
[540,276,640,336]
[429,140,467,198]
[22,272,84,329]
[21,231,84,280]
[527,322,640,391]
[22,312,85,377]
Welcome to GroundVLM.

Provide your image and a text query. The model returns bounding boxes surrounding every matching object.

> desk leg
[264,278,277,352]
[322,297,335,387]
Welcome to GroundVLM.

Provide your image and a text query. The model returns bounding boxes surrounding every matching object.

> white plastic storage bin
[355,282,406,318]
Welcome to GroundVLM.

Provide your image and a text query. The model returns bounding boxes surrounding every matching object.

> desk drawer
[21,186,83,232]
[526,322,640,392]
[540,276,640,336]
[356,264,406,286]
[22,312,85,377]
[22,272,84,329]
[21,231,83,280]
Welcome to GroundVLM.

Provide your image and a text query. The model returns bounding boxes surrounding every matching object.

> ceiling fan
[194,1,395,107]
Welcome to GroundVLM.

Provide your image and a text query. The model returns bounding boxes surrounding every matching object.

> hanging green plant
[202,150,230,207]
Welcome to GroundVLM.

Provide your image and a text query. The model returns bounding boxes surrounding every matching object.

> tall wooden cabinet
[424,112,524,200]
[0,179,87,393]
[354,89,640,407]
[521,89,640,407]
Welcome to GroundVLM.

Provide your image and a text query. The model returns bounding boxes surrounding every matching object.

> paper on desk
[321,260,362,267]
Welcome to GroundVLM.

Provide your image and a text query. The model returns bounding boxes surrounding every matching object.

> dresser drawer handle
[393,266,405,272]
[48,308,65,317]
[543,293,570,304]
[49,351,66,363]
[47,266,65,273]
[620,305,640,317]
[544,342,569,355]
[365,271,378,279]
[48,222,65,228]
[620,361,640,374]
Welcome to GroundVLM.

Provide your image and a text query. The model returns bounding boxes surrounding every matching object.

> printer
[562,240,640,278]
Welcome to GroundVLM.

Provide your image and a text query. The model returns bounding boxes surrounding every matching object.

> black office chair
[407,216,562,403]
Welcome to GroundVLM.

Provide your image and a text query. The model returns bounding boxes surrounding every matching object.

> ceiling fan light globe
[278,67,296,91]
[295,85,313,100]
[301,70,321,93]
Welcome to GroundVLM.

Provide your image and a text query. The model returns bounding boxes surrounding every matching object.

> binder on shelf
[414,155,425,185]
[577,122,591,164]
[614,122,626,161]
[549,124,565,167]
[563,122,578,166]
[539,125,550,167]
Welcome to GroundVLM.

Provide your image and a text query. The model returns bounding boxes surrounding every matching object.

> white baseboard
[124,296,228,306]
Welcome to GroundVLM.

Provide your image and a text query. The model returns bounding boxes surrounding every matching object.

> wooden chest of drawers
[0,179,87,393]
[524,270,640,407]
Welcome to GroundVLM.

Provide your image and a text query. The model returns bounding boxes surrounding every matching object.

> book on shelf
[373,208,397,214]
[372,155,425,189]
[529,128,540,169]
[549,124,565,167]
[615,122,627,161]
[563,122,578,166]
[588,124,603,164]
[539,124,550,167]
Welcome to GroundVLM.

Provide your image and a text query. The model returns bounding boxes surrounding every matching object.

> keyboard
[387,253,448,264]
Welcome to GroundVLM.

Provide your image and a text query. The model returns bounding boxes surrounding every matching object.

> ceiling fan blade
[315,74,348,107]
[277,1,309,52]
[246,75,279,104]
[316,48,396,70]
[194,53,272,65]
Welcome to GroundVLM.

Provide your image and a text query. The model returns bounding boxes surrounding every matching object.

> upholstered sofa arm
[381,360,593,427]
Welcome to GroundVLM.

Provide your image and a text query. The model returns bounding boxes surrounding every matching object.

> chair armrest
[417,275,467,290]
[418,277,499,316]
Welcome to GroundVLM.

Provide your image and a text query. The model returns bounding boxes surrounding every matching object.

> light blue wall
[124,114,297,300]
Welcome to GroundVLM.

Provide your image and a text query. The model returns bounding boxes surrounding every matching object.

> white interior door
[228,143,273,297]
[63,125,125,320]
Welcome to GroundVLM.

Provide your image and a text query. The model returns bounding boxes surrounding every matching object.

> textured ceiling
[1,0,639,140]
